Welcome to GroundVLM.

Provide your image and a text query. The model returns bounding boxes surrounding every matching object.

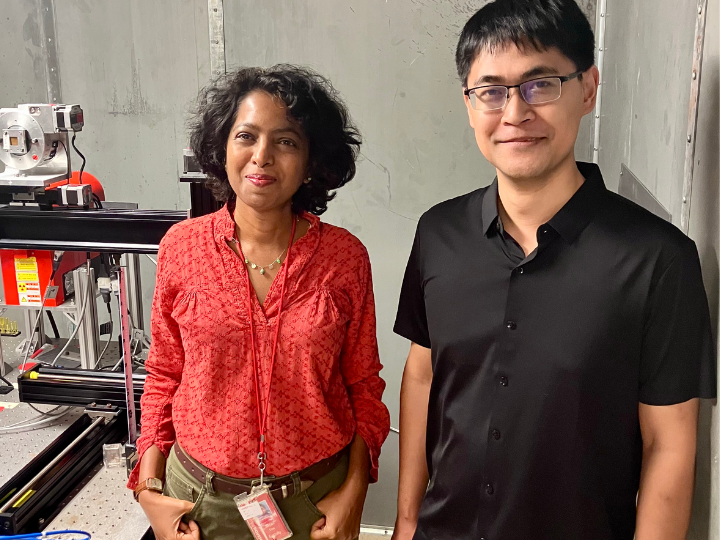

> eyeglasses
[464,71,583,111]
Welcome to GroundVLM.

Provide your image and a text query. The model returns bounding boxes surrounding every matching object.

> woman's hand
[310,479,367,540]
[138,490,200,540]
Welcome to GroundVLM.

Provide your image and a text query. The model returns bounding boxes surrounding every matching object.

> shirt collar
[481,161,606,243]
[547,162,606,243]
[481,177,500,237]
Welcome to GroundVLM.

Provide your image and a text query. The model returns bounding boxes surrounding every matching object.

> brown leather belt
[172,444,346,500]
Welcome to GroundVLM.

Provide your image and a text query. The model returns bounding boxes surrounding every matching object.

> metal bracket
[679,0,709,234]
[208,0,226,77]
[592,0,608,164]
[38,0,62,103]
[85,402,121,421]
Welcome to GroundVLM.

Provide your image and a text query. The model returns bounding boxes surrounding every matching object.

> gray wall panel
[52,0,211,328]
[53,0,208,210]
[223,0,595,527]
[598,0,719,538]
[0,0,597,530]
[0,0,48,105]
[0,0,49,174]
[597,0,697,222]
[222,2,492,525]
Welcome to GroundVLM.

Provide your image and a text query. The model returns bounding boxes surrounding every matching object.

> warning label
[15,256,41,306]
[14,258,38,271]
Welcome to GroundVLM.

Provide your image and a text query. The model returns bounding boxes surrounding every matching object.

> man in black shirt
[392,1,717,539]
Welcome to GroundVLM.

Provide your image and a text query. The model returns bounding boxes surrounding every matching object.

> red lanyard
[235,216,297,479]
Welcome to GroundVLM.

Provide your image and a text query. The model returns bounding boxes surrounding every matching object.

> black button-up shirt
[394,162,716,540]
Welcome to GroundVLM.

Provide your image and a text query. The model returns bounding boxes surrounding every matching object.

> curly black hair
[188,64,362,215]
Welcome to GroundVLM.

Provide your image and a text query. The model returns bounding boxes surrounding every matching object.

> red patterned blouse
[127,204,390,489]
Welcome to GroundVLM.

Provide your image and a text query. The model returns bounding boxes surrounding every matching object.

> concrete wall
[223,1,593,525]
[687,1,719,538]
[29,2,720,535]
[597,0,719,538]
[1,0,596,528]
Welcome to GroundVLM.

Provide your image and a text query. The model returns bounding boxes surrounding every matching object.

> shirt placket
[478,226,554,540]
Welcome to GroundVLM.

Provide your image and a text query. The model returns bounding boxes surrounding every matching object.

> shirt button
[486,483,494,495]
[492,429,501,440]
[516,266,524,274]
[500,376,509,386]
[506,320,517,330]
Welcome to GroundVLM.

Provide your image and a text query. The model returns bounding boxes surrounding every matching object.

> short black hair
[189,64,361,215]
[455,0,595,87]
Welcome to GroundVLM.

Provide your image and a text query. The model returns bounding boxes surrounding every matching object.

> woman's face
[225,90,310,214]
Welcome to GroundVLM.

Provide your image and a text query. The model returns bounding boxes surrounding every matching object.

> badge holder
[234,452,293,540]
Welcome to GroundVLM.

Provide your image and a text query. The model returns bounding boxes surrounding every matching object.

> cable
[0,406,71,430]
[50,259,92,367]
[0,529,90,539]
[94,317,113,369]
[71,133,86,185]
[26,403,68,417]
[0,408,73,433]
[92,193,103,209]
[47,311,60,339]
[107,355,124,372]
[145,254,157,265]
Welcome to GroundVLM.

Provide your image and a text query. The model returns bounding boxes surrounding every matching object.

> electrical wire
[71,133,86,185]
[26,403,69,417]
[0,408,73,433]
[47,311,60,339]
[94,316,113,369]
[2,405,67,427]
[50,259,92,366]
[0,529,90,539]
[145,254,157,265]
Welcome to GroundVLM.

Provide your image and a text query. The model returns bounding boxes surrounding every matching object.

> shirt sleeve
[639,239,717,405]
[339,247,390,483]
[127,237,185,490]
[393,224,431,348]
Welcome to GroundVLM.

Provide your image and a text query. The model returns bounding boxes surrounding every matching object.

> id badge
[234,484,293,540]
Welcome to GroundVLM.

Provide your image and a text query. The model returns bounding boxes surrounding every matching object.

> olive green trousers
[163,445,350,540]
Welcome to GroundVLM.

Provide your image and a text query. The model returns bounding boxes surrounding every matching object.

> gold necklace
[232,240,286,275]
[232,216,299,276]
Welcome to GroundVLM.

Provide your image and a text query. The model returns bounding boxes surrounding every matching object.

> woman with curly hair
[127,65,390,540]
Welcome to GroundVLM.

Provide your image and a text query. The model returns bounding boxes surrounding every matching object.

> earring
[304,177,312,184]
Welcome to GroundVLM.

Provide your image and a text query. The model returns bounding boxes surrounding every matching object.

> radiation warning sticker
[15,256,41,306]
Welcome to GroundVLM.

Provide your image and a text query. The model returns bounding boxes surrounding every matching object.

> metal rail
[0,416,105,513]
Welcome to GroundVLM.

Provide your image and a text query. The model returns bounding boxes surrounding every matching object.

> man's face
[464,44,598,182]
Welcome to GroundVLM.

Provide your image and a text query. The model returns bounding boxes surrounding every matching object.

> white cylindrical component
[74,265,100,369]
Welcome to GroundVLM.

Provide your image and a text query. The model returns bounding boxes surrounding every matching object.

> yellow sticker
[15,272,39,282]
[12,489,35,508]
[14,257,38,271]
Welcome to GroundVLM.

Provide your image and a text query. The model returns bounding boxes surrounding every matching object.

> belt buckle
[251,475,275,488]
